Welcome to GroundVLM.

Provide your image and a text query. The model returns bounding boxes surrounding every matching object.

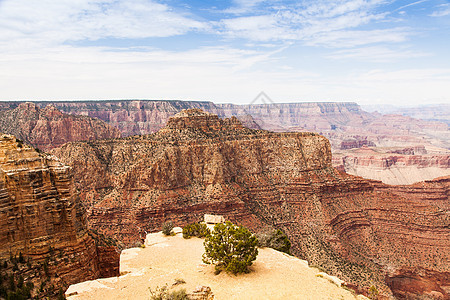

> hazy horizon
[1,0,449,105]
[1,98,448,109]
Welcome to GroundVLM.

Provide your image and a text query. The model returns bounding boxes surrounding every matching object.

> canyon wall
[51,110,450,299]
[39,100,216,136]
[1,100,448,150]
[0,102,121,151]
[0,134,119,298]
[333,147,450,185]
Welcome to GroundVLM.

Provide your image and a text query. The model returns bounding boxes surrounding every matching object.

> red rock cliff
[0,134,119,298]
[0,102,121,151]
[51,109,450,299]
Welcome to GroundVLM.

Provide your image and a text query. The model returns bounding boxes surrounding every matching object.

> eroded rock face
[340,138,376,150]
[333,147,450,185]
[0,134,119,297]
[0,102,121,151]
[51,109,450,299]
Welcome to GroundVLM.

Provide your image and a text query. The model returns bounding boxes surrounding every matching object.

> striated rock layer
[333,146,450,185]
[51,109,450,299]
[0,102,121,151]
[0,134,119,297]
[1,100,448,151]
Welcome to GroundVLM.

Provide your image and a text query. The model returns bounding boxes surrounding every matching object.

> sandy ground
[66,231,364,300]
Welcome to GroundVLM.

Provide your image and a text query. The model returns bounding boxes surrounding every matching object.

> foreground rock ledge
[66,231,365,300]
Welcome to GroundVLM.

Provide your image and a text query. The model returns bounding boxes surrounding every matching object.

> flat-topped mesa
[164,108,244,133]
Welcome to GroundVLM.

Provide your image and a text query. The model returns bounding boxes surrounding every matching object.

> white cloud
[0,43,448,106]
[217,15,297,41]
[215,0,412,48]
[394,0,431,12]
[0,0,448,106]
[430,4,450,17]
[0,0,206,47]
[306,27,412,48]
[0,44,300,101]
[326,46,429,62]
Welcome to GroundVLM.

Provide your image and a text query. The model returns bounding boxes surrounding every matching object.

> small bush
[203,221,258,275]
[162,221,175,236]
[256,229,291,254]
[368,285,379,300]
[149,284,188,300]
[182,223,210,239]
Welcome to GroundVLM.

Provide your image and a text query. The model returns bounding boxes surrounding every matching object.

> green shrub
[162,221,175,236]
[182,223,210,239]
[256,229,291,254]
[368,285,379,300]
[202,221,258,275]
[149,284,188,300]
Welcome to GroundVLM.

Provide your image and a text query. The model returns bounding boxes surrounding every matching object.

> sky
[0,0,449,105]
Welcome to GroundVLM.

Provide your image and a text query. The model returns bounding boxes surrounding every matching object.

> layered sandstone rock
[333,146,450,185]
[51,110,450,299]
[340,138,376,150]
[0,102,121,151]
[0,134,119,297]
[41,100,216,136]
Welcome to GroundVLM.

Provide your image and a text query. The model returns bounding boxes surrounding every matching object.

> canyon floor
[66,230,365,300]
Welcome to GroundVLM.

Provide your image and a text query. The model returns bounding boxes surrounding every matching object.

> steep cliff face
[372,177,450,299]
[0,102,121,151]
[51,109,450,299]
[0,134,119,298]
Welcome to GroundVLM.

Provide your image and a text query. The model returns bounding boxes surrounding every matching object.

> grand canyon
[0,101,449,299]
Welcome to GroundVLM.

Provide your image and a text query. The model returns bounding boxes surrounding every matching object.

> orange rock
[0,134,119,297]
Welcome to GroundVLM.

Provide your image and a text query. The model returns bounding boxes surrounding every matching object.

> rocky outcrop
[388,146,428,155]
[0,102,121,151]
[51,109,450,299]
[340,138,376,150]
[0,134,119,298]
